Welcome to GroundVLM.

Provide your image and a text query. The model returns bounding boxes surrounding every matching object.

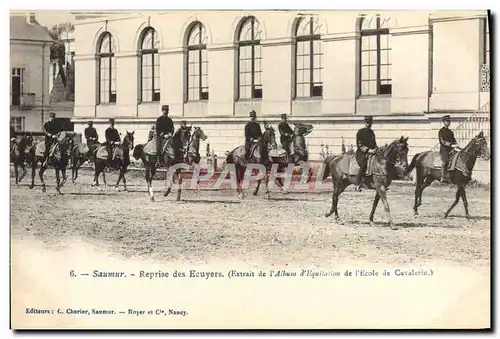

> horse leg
[237,166,245,199]
[14,162,19,185]
[115,166,123,191]
[29,161,37,189]
[55,168,62,195]
[102,171,108,186]
[176,169,182,202]
[375,184,397,230]
[146,166,154,201]
[122,168,128,192]
[39,163,47,193]
[19,161,27,183]
[60,167,67,187]
[444,186,462,219]
[460,186,470,219]
[416,175,434,211]
[164,165,173,197]
[369,193,381,226]
[92,161,102,189]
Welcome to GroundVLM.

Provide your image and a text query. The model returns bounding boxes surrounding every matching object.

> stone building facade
[72,10,490,180]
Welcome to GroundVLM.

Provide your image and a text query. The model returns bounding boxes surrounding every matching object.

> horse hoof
[253,191,258,196]
[443,214,448,219]
[370,221,376,227]
[325,212,331,218]
[41,188,46,193]
[124,188,128,192]
[150,196,155,202]
[390,225,399,230]
[29,185,33,190]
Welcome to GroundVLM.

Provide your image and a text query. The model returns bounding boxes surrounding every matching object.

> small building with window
[72,10,490,171]
[10,13,54,132]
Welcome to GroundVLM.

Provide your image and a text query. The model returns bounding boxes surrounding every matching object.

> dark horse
[224,124,278,199]
[265,122,314,195]
[404,131,490,219]
[27,131,75,194]
[133,126,192,201]
[322,136,410,230]
[69,139,102,185]
[91,131,135,191]
[10,133,33,185]
[185,127,208,191]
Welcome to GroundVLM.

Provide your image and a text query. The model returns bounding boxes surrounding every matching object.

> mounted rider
[155,104,175,167]
[244,110,262,160]
[355,115,378,192]
[84,120,99,154]
[10,125,16,143]
[278,113,293,162]
[42,112,62,167]
[438,115,459,182]
[104,118,121,164]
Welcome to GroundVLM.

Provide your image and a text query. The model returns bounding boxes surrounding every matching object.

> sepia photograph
[8,7,492,330]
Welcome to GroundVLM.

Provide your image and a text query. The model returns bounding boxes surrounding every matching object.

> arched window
[140,27,160,102]
[295,16,323,98]
[359,16,392,96]
[187,22,209,101]
[238,16,262,100]
[97,32,116,104]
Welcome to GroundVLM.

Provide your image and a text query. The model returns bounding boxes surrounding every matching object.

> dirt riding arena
[10,167,491,275]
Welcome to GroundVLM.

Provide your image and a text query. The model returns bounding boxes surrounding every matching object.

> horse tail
[322,156,332,181]
[225,150,234,164]
[405,152,422,176]
[133,144,144,160]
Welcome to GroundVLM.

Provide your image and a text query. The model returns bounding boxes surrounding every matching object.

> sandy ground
[10,170,492,329]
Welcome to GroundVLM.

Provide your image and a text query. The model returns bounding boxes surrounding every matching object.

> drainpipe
[41,41,46,131]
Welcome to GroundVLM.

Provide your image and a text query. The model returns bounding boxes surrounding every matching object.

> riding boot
[355,170,364,192]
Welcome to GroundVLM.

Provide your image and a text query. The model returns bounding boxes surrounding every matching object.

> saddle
[74,143,89,154]
[143,137,170,156]
[95,145,120,161]
[339,154,376,176]
[433,151,460,170]
[268,147,287,158]
[34,142,58,158]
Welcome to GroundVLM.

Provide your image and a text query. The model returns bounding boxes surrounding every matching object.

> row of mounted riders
[10,110,490,229]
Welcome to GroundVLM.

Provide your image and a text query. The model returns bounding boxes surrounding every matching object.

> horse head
[469,131,490,161]
[293,122,314,137]
[263,123,278,150]
[380,136,410,170]
[123,130,135,150]
[192,126,208,141]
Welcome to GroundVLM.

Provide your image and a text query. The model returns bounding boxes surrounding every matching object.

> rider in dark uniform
[438,115,459,182]
[244,110,262,159]
[278,113,293,162]
[84,121,98,150]
[42,112,61,166]
[155,105,174,166]
[105,118,120,163]
[355,116,378,192]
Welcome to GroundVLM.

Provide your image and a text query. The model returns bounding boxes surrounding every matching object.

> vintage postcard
[9,8,491,330]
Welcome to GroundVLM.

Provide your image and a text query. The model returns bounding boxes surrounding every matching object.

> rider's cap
[249,110,257,117]
[364,115,373,123]
[442,115,451,122]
